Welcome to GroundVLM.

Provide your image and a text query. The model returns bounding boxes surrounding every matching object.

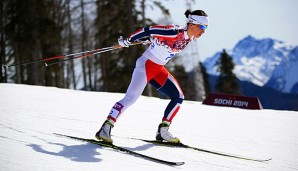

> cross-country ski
[127,137,271,162]
[54,133,185,166]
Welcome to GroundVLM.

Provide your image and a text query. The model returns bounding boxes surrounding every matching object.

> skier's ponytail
[184,10,192,18]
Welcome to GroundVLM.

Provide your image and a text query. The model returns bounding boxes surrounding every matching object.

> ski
[53,133,184,166]
[129,137,272,162]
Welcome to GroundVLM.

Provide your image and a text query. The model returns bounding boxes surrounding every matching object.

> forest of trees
[0,0,239,101]
[1,0,152,90]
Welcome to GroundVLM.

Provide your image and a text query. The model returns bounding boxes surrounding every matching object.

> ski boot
[95,120,114,144]
[156,121,180,143]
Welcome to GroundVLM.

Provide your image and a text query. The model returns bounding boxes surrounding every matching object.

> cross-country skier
[96,9,209,143]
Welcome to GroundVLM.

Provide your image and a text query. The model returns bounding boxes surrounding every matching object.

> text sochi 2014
[214,98,249,107]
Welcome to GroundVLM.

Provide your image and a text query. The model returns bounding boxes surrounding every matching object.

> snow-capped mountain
[204,35,298,94]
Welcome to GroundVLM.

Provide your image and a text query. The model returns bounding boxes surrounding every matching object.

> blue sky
[147,0,298,61]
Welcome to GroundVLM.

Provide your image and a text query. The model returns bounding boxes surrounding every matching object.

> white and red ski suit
[108,24,193,123]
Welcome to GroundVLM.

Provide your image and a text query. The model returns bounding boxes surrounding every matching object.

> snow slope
[1,83,298,171]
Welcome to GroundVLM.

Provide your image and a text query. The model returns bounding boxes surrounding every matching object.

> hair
[184,9,208,18]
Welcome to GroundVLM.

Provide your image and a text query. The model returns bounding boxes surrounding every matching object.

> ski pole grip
[113,42,142,49]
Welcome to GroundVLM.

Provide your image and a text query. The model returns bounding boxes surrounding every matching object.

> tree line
[0,0,240,101]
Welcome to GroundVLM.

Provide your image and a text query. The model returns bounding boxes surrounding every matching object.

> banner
[203,93,263,110]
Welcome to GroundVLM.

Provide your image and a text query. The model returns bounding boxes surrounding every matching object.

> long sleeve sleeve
[128,25,179,42]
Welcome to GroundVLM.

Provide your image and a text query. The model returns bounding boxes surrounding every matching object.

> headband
[188,15,209,26]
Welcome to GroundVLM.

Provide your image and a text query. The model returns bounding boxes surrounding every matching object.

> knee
[178,96,184,104]
[121,95,138,107]
[171,93,184,104]
[180,95,185,103]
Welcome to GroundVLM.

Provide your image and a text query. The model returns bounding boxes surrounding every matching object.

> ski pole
[45,47,115,67]
[43,46,115,61]
[4,42,141,68]
[44,42,142,67]
[4,46,114,68]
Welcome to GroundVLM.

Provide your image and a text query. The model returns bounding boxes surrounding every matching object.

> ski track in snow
[1,83,298,171]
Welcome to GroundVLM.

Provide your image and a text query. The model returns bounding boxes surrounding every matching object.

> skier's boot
[95,120,114,144]
[156,121,180,143]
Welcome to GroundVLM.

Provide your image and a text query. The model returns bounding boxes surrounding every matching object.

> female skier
[96,10,209,143]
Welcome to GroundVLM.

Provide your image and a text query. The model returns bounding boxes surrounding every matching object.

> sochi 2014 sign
[202,93,263,110]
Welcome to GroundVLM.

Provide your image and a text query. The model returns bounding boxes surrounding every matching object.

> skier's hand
[118,36,131,47]
[140,40,151,45]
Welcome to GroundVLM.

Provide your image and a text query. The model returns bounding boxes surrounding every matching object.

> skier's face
[188,24,207,39]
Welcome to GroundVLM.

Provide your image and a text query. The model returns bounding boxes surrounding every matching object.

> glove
[141,40,151,45]
[118,36,131,47]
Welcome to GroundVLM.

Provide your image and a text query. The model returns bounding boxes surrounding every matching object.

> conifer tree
[199,62,210,98]
[0,0,6,83]
[94,0,142,92]
[4,0,65,87]
[215,49,240,94]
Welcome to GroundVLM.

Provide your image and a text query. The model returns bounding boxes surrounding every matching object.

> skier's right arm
[129,25,178,42]
[118,25,178,47]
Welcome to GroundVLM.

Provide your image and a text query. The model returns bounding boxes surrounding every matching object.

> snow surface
[1,83,298,171]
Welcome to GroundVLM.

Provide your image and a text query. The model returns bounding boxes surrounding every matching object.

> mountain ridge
[203,35,298,94]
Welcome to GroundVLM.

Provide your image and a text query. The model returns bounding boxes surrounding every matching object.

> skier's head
[185,10,208,39]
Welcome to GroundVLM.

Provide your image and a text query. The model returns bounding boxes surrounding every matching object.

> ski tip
[263,158,272,162]
[253,158,272,162]
[53,133,62,136]
[176,162,185,166]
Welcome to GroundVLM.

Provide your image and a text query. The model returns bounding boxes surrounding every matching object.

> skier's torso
[128,25,192,65]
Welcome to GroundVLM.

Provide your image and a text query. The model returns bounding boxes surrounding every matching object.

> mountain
[204,35,298,94]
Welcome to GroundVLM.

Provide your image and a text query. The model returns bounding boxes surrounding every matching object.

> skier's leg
[149,68,184,143]
[158,74,184,123]
[150,69,184,123]
[96,57,163,143]
[107,57,163,123]
[95,57,147,143]
[107,64,148,123]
